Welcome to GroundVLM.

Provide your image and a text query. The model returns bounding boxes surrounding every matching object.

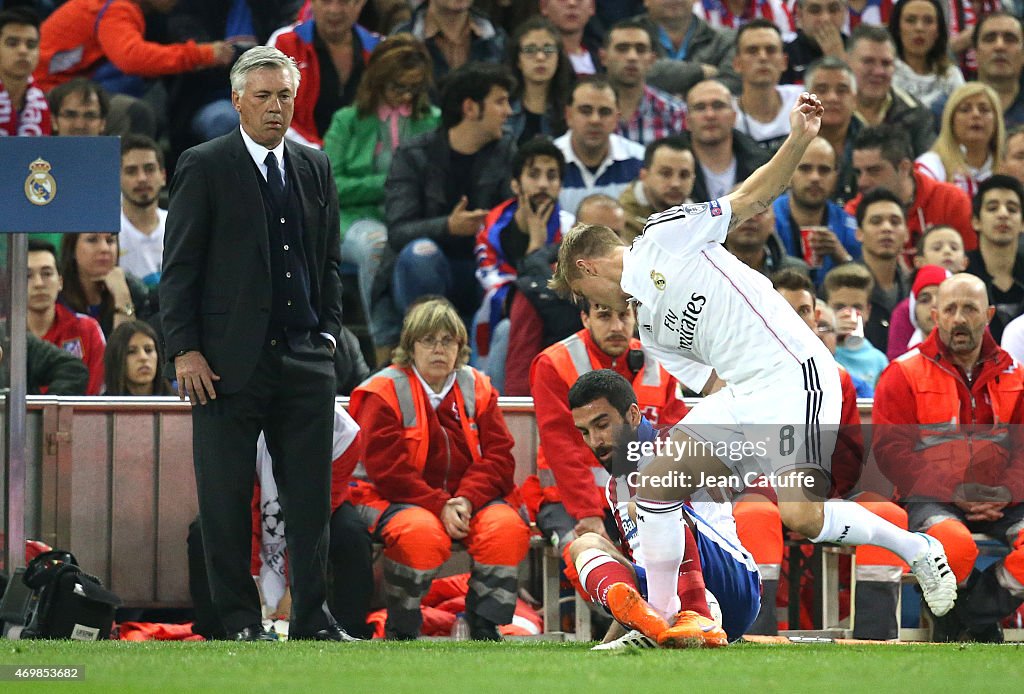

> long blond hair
[930,82,1005,182]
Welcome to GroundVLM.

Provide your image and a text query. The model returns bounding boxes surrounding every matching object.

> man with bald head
[679,79,770,201]
[873,273,1024,642]
[773,136,860,283]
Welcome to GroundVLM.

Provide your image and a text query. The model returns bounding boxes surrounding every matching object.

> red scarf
[0,76,51,136]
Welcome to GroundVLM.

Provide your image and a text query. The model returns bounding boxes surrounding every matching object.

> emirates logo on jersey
[663,293,707,351]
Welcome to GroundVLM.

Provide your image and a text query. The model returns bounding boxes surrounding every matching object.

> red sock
[676,524,712,619]
[577,549,637,607]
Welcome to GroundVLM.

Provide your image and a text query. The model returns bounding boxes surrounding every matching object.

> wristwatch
[114,303,136,317]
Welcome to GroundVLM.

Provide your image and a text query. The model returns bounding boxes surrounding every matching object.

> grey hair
[805,56,857,94]
[229,46,301,95]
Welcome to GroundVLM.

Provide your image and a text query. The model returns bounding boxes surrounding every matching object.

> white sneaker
[591,629,658,650]
[910,533,957,617]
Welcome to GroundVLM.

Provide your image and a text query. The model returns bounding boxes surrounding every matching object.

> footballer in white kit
[550,90,958,645]
[622,195,841,482]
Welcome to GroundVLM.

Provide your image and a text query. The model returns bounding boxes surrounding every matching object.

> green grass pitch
[1,640,1022,693]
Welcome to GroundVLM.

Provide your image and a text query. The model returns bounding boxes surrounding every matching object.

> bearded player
[567,369,760,649]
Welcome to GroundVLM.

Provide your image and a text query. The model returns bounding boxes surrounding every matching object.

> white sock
[634,498,685,618]
[810,499,927,563]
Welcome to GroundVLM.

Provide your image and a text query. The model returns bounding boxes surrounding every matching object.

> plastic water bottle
[451,612,470,641]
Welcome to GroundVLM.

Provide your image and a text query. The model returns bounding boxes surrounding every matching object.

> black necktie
[264,151,285,200]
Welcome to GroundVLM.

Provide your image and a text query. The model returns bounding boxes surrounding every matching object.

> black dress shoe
[228,625,277,642]
[292,624,361,642]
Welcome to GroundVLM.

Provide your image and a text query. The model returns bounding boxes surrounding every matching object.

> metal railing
[16,396,879,607]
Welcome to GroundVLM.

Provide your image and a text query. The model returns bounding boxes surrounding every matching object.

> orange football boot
[604,583,670,641]
[657,610,729,648]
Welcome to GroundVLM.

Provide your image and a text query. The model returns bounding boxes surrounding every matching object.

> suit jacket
[161,129,343,394]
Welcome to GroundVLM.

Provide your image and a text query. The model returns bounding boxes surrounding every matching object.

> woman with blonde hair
[348,298,529,640]
[323,34,440,367]
[916,82,1005,198]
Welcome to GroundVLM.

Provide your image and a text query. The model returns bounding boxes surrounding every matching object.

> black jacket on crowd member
[782,30,849,85]
[335,326,371,396]
[23,334,90,395]
[674,129,771,203]
[375,128,514,303]
[853,87,937,158]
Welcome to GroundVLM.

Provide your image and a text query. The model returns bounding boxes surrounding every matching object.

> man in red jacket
[349,298,529,641]
[270,0,381,147]
[528,297,689,553]
[846,126,976,258]
[874,273,1024,641]
[27,240,105,395]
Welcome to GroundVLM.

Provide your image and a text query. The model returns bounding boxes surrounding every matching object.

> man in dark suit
[160,46,351,642]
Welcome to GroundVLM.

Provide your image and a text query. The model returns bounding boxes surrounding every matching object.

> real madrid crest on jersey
[650,270,666,291]
[24,158,57,206]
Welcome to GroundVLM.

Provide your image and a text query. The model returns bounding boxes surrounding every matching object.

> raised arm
[726,93,823,228]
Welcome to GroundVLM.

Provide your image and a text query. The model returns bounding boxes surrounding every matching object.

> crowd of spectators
[4,0,1024,644]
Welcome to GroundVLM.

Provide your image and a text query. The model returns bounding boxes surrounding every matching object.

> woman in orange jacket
[349,298,530,640]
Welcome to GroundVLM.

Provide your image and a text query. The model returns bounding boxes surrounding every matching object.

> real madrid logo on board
[24,157,57,206]
[650,270,666,291]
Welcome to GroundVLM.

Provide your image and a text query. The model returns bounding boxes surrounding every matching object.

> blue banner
[0,136,121,233]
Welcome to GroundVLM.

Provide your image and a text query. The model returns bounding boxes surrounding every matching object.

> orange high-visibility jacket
[350,365,515,517]
[873,330,1024,500]
[529,329,687,519]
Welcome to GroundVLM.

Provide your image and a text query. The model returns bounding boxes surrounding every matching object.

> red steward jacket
[873,329,1024,500]
[271,20,380,146]
[845,171,976,257]
[529,329,688,520]
[349,365,516,517]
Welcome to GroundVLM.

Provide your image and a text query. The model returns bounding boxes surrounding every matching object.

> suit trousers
[191,338,336,636]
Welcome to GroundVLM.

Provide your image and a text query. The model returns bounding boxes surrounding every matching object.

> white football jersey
[621,197,832,393]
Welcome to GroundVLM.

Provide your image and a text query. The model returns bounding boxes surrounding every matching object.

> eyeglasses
[520,44,558,56]
[417,336,459,350]
[58,109,103,121]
